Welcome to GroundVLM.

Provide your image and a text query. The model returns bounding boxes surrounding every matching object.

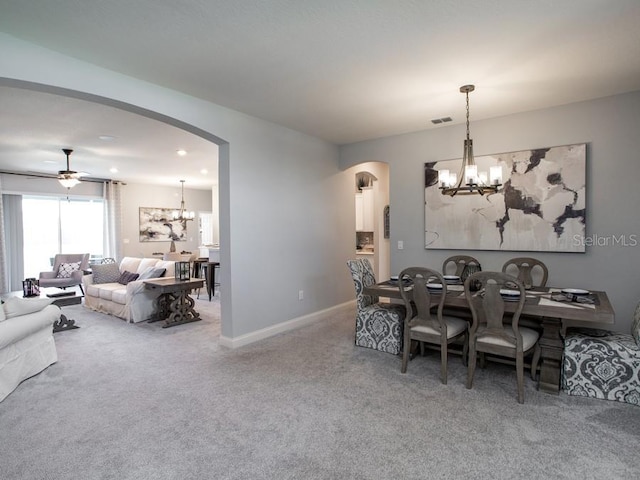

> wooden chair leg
[466,343,477,389]
[440,341,448,385]
[401,332,410,373]
[462,333,469,367]
[516,353,525,404]
[530,344,541,380]
[479,352,486,369]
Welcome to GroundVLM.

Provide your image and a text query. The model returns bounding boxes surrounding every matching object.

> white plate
[390,275,399,281]
[426,283,443,289]
[443,275,460,282]
[562,288,590,295]
[499,289,520,297]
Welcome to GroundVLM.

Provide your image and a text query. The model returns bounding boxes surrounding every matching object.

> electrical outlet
[397,240,404,250]
[298,290,304,300]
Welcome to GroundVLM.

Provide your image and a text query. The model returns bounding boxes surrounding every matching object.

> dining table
[363,281,615,394]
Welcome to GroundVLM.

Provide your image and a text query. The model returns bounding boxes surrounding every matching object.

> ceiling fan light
[58,176,81,188]
[58,148,82,189]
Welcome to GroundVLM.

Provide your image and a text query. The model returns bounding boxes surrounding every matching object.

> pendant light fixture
[172,180,195,221]
[438,85,502,196]
[58,148,82,189]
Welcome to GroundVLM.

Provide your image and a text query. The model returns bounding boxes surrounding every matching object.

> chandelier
[172,180,195,221]
[58,148,82,189]
[438,85,502,196]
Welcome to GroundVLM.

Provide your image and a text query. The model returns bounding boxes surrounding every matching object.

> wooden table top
[363,283,615,325]
[143,277,204,293]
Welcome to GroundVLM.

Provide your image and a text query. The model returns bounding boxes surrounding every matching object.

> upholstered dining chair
[464,271,541,404]
[442,255,481,277]
[501,257,549,288]
[347,258,405,355]
[562,301,640,406]
[398,267,468,384]
[38,253,90,294]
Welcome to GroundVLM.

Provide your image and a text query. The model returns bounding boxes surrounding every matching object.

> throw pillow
[3,297,54,319]
[117,270,140,285]
[137,267,167,280]
[92,263,121,284]
[57,261,81,278]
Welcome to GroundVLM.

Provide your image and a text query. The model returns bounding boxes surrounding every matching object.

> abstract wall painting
[424,143,586,252]
[139,207,187,242]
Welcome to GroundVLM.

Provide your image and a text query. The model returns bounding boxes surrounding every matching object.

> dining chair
[347,258,405,355]
[442,255,481,277]
[464,271,541,404]
[501,257,548,288]
[562,301,640,406]
[398,267,468,384]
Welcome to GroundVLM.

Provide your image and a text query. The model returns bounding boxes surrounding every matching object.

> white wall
[340,91,640,334]
[346,162,391,281]
[0,33,356,343]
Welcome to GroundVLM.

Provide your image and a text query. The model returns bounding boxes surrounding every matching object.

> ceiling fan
[58,148,86,188]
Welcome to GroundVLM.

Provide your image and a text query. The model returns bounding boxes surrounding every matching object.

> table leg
[163,290,201,328]
[537,317,564,394]
[53,313,79,332]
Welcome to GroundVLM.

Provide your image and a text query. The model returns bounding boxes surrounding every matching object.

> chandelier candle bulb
[465,164,477,185]
[490,166,503,185]
[448,173,457,187]
[439,169,450,188]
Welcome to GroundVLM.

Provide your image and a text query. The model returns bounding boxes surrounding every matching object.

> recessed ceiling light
[200,169,208,175]
[177,149,187,156]
[99,135,116,141]
[44,160,56,164]
[110,167,119,173]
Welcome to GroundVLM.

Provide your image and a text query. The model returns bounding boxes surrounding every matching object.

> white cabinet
[355,187,374,232]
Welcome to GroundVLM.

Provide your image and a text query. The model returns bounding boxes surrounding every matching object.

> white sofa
[0,298,60,402]
[83,257,176,323]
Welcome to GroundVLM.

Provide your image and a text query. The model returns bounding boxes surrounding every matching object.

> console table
[143,277,204,328]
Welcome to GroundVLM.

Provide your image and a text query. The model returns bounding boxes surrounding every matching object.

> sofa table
[143,277,204,328]
[0,287,83,332]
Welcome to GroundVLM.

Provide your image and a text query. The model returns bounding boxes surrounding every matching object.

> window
[22,195,104,277]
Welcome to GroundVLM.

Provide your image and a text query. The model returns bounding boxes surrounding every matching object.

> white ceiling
[1,0,639,184]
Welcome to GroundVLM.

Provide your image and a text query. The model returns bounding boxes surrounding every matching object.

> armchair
[38,253,90,294]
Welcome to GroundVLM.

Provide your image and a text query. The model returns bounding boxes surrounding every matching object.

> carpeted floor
[1,299,639,479]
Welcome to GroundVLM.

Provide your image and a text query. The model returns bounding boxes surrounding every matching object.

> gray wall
[340,91,640,334]
[1,33,356,343]
[121,182,212,258]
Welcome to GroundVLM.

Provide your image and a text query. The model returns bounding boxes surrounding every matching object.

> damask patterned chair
[347,259,405,355]
[562,302,640,406]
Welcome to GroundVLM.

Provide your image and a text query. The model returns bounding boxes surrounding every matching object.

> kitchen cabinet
[355,187,374,232]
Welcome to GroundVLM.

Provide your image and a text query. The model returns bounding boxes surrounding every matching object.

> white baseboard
[219,300,355,349]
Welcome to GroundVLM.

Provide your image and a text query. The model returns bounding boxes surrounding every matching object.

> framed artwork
[424,143,586,252]
[139,207,187,242]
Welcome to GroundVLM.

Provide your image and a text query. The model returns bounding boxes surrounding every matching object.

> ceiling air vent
[431,117,453,125]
